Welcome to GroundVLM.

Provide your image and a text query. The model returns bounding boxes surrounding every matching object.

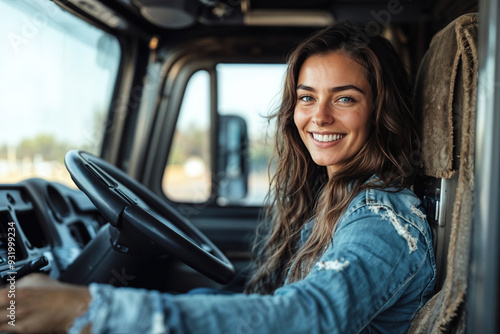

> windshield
[0,0,120,186]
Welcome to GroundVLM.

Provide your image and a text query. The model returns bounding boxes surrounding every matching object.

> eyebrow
[296,84,366,96]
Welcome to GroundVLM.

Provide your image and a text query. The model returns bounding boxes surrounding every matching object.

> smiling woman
[245,23,430,303]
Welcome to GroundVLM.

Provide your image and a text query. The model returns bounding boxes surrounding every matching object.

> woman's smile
[310,132,346,144]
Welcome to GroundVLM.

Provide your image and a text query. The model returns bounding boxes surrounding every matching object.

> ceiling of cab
[133,0,433,28]
[59,0,434,32]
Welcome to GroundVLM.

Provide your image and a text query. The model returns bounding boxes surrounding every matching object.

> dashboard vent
[68,221,91,248]
[0,211,27,261]
[16,210,49,249]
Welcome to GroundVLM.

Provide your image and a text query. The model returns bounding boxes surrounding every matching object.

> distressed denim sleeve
[70,202,435,334]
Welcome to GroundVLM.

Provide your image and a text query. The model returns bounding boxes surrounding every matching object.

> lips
[311,133,345,142]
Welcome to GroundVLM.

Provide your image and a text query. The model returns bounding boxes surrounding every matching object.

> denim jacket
[70,186,436,334]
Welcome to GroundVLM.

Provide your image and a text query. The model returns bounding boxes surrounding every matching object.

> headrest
[415,13,478,178]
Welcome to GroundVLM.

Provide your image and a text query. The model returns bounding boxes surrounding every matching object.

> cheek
[293,108,309,144]
[293,108,305,130]
[347,109,372,138]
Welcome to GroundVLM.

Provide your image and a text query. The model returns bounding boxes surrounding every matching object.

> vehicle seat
[408,13,478,333]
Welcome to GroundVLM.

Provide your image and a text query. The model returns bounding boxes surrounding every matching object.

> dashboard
[0,175,238,292]
[0,178,106,284]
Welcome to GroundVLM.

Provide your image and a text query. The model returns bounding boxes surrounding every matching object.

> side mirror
[217,115,249,202]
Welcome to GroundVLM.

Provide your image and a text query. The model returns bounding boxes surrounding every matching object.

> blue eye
[338,96,355,103]
[299,95,314,102]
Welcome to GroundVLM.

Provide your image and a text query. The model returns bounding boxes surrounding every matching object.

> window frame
[136,38,292,210]
[468,0,500,332]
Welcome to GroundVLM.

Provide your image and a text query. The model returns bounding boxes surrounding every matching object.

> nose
[312,101,334,126]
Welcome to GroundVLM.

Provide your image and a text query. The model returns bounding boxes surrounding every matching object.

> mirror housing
[217,115,249,202]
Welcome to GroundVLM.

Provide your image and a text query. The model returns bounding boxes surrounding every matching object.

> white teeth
[312,133,344,142]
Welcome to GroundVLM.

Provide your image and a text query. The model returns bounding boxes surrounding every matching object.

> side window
[163,64,286,206]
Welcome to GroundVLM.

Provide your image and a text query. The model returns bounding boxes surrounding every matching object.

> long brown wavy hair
[245,23,421,295]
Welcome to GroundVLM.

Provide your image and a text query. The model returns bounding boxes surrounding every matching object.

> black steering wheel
[64,150,235,284]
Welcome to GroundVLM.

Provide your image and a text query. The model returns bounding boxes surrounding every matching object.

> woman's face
[294,51,373,177]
